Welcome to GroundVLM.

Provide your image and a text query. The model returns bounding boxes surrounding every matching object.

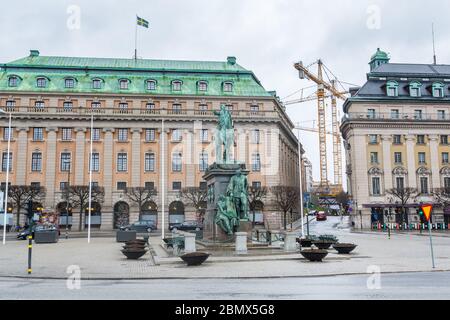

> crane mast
[331,80,343,187]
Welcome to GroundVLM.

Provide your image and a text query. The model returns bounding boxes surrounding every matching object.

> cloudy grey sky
[1,0,449,185]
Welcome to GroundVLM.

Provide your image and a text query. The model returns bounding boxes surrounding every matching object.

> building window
[172,153,182,172]
[92,79,102,89]
[252,129,260,144]
[1,152,12,172]
[250,104,260,113]
[119,79,129,90]
[370,152,379,164]
[60,182,69,191]
[367,109,376,119]
[145,129,156,142]
[117,182,127,191]
[63,102,73,111]
[199,181,207,190]
[418,152,426,164]
[6,100,15,108]
[90,153,100,172]
[199,152,208,172]
[438,110,446,120]
[172,103,182,114]
[394,152,402,164]
[393,135,402,145]
[8,76,18,87]
[252,153,261,172]
[33,128,44,141]
[369,134,378,144]
[198,81,208,91]
[146,80,156,91]
[61,128,72,141]
[420,177,429,194]
[443,153,449,164]
[35,101,45,109]
[118,102,128,111]
[36,77,47,88]
[3,127,13,141]
[92,128,101,141]
[117,153,128,172]
[414,110,423,120]
[441,135,448,145]
[391,109,400,119]
[409,81,422,97]
[199,103,208,112]
[225,104,233,112]
[118,129,128,142]
[252,181,262,189]
[65,78,75,88]
[445,177,450,189]
[200,129,208,142]
[60,153,71,171]
[172,129,182,142]
[145,182,155,190]
[172,181,182,191]
[223,82,233,92]
[432,82,445,98]
[146,103,155,110]
[386,81,398,97]
[172,81,182,91]
[145,153,155,172]
[417,135,425,144]
[396,177,405,190]
[372,177,381,195]
[91,102,101,109]
[31,182,41,189]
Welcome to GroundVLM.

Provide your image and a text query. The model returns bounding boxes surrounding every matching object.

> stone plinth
[183,232,196,253]
[235,232,248,255]
[202,162,249,242]
[282,231,298,253]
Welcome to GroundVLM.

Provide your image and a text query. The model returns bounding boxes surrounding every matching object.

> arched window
[146,80,157,91]
[368,167,383,196]
[7,75,20,87]
[223,81,233,93]
[119,79,130,90]
[64,78,76,89]
[440,167,450,188]
[169,201,185,228]
[432,82,445,98]
[36,77,48,88]
[409,81,422,97]
[417,167,431,194]
[392,167,408,190]
[171,80,182,91]
[386,81,398,97]
[197,81,208,91]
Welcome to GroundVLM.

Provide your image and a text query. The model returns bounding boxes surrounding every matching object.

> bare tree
[432,187,450,209]
[248,185,268,227]
[179,187,207,222]
[5,185,46,226]
[270,186,300,230]
[386,187,418,223]
[124,187,158,219]
[336,191,350,213]
[68,186,104,231]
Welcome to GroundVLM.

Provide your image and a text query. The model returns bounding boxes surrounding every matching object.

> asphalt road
[1,271,449,300]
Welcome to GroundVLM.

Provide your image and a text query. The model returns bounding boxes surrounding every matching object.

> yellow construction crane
[292,60,348,189]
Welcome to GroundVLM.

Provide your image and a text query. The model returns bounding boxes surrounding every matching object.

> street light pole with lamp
[1,109,12,245]
[63,158,71,239]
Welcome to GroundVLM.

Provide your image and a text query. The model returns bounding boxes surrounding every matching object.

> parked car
[316,211,327,221]
[169,220,203,232]
[120,220,156,233]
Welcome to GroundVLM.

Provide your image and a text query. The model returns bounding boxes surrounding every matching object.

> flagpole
[88,114,93,243]
[134,15,138,60]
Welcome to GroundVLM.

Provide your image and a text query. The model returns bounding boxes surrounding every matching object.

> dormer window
[223,82,233,92]
[92,79,102,89]
[64,78,75,89]
[409,81,422,97]
[8,76,19,87]
[36,77,47,88]
[172,80,182,91]
[386,80,398,97]
[146,80,157,91]
[119,79,129,90]
[432,82,445,98]
[198,81,208,92]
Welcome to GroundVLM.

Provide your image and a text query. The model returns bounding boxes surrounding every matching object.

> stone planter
[34,230,59,244]
[333,243,357,254]
[300,249,328,262]
[121,249,147,260]
[312,240,334,250]
[116,230,137,243]
[180,252,210,266]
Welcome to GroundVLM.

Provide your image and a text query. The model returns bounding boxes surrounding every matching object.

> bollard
[27,235,32,274]
[235,232,248,255]
[282,231,297,253]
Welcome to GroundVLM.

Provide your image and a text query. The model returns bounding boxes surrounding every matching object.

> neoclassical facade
[341,49,450,229]
[0,50,302,230]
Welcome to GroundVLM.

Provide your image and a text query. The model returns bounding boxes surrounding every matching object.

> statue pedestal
[202,162,249,242]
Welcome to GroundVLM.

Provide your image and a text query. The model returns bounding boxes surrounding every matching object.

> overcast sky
[1,0,449,186]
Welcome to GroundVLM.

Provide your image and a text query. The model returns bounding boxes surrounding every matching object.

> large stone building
[0,50,302,230]
[341,48,450,229]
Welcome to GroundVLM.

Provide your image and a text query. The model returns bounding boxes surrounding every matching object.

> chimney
[29,50,40,57]
[227,56,236,65]
[349,87,361,97]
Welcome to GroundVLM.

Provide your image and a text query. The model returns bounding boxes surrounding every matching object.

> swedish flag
[137,16,149,28]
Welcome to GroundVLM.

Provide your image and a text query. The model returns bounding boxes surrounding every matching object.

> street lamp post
[1,109,12,245]
[63,159,71,239]
[296,126,305,238]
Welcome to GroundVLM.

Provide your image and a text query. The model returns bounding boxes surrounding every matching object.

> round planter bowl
[121,249,148,260]
[180,252,210,266]
[123,244,147,250]
[300,249,328,262]
[333,243,357,254]
[312,241,334,250]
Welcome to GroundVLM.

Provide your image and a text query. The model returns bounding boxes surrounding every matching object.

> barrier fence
[372,222,449,231]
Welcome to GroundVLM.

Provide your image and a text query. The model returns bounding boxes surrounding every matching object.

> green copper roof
[0,52,271,97]
[370,48,389,62]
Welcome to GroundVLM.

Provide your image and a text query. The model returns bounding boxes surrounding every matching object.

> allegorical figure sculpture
[213,104,234,164]
[215,195,239,235]
[227,169,249,221]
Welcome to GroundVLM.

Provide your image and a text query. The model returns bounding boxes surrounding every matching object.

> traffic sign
[421,204,433,222]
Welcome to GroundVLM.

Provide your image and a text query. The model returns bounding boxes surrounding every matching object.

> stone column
[185,128,195,187]
[381,135,393,190]
[15,127,29,185]
[131,128,141,187]
[74,128,86,185]
[235,232,248,255]
[237,128,247,164]
[429,134,441,189]
[159,128,169,231]
[44,128,58,208]
[406,135,417,188]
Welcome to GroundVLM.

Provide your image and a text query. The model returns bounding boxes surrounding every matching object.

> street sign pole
[428,221,436,269]
[421,204,435,269]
